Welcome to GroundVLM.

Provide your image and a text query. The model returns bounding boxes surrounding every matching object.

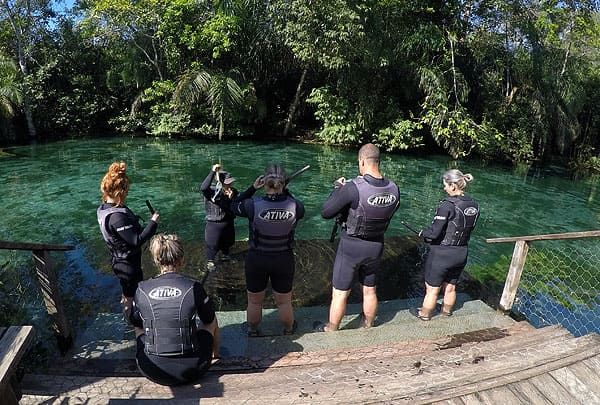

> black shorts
[205,220,235,250]
[245,249,295,294]
[424,245,468,287]
[112,260,143,297]
[332,234,384,291]
[136,329,213,386]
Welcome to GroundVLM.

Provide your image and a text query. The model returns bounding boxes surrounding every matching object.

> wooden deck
[20,321,600,404]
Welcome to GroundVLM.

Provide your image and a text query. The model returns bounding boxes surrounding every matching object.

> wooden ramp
[20,322,600,404]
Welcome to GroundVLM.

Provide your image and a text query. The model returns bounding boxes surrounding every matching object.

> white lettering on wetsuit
[148,286,183,300]
[116,225,134,232]
[259,209,295,221]
[366,193,397,207]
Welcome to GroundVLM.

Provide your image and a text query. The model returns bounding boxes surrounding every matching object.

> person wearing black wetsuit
[412,169,480,321]
[231,164,305,336]
[316,144,399,332]
[97,161,159,316]
[130,234,220,386]
[200,164,238,271]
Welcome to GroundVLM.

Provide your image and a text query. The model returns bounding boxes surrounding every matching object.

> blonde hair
[443,169,473,191]
[264,164,286,190]
[100,161,130,206]
[150,234,184,271]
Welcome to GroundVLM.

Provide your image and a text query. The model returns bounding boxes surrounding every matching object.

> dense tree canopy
[0,0,598,168]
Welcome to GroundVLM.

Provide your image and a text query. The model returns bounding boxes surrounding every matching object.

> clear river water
[1,138,598,341]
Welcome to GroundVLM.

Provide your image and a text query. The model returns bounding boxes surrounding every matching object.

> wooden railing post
[32,250,73,353]
[499,240,530,312]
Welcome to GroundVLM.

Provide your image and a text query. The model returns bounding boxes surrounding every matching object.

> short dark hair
[358,143,380,164]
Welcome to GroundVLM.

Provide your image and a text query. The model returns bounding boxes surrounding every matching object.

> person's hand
[334,177,346,188]
[212,164,221,172]
[151,212,160,222]
[253,175,265,189]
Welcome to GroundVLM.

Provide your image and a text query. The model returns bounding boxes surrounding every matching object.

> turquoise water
[2,138,600,355]
[2,138,600,267]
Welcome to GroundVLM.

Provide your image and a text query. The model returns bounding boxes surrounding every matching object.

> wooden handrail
[489,229,600,312]
[0,240,74,251]
[486,230,600,244]
[0,240,73,353]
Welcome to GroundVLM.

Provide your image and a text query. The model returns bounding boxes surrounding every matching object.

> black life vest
[204,191,226,222]
[96,204,139,259]
[250,196,298,252]
[440,196,480,246]
[136,273,203,356]
[204,187,237,222]
[345,176,399,239]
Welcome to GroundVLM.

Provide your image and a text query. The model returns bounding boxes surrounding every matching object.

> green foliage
[0,53,21,119]
[306,87,361,145]
[374,119,424,152]
[0,0,599,168]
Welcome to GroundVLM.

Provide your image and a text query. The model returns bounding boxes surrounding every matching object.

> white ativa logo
[464,207,479,216]
[367,193,397,207]
[259,209,295,221]
[149,286,182,300]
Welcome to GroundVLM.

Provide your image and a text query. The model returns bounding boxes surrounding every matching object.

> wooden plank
[550,365,600,402]
[458,394,484,405]
[565,361,600,395]
[507,380,552,404]
[528,374,580,404]
[476,386,524,404]
[0,240,74,251]
[0,326,35,387]
[499,240,529,311]
[583,355,600,371]
[32,250,72,352]
[432,398,465,405]
[486,230,600,244]
[432,397,466,405]
[410,335,600,404]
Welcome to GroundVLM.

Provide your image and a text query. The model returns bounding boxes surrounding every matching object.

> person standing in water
[200,163,238,272]
[316,144,399,332]
[231,164,305,336]
[412,169,480,321]
[97,161,159,317]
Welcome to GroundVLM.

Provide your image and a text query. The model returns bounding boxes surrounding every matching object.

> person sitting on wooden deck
[130,233,220,386]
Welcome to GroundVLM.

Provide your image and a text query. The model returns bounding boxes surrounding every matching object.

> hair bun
[463,173,474,182]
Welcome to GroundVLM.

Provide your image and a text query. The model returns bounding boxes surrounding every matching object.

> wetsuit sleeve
[129,300,143,328]
[109,212,157,248]
[231,186,257,219]
[200,170,216,200]
[193,282,216,325]
[421,201,454,241]
[295,199,305,220]
[321,182,358,219]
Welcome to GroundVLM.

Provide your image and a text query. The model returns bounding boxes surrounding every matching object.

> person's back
[130,234,219,386]
[317,143,399,332]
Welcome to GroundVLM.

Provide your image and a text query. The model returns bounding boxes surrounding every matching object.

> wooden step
[55,297,515,365]
[21,327,598,403]
[39,321,534,377]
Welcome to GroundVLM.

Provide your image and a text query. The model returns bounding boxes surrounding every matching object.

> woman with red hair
[97,161,160,316]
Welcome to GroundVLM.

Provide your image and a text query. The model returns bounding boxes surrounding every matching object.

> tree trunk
[218,107,224,141]
[4,3,37,141]
[283,68,308,137]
